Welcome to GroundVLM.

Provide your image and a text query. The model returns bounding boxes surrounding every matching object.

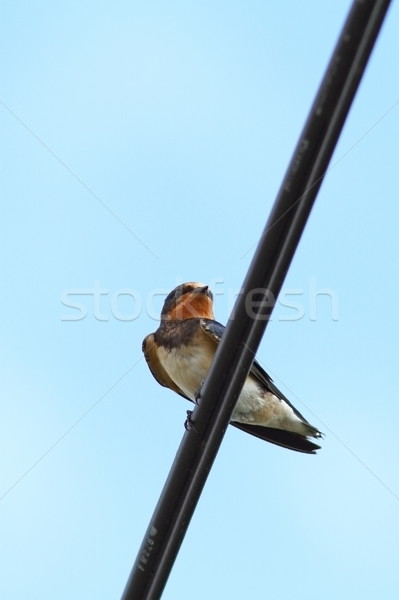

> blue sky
[1,1,399,598]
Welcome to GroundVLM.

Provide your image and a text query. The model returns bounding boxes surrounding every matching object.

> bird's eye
[181,284,194,295]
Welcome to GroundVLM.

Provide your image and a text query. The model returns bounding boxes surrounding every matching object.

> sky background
[1,1,399,598]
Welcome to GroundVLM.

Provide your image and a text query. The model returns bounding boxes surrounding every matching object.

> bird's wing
[142,334,191,401]
[200,319,311,424]
[199,319,320,454]
[250,358,315,425]
[199,318,225,343]
[200,318,275,388]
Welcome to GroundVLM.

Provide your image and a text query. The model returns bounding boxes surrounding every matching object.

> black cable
[121,1,392,598]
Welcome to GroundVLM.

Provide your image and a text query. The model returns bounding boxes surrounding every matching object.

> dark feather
[231,422,321,454]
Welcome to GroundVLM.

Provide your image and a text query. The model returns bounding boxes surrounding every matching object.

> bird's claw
[184,410,197,432]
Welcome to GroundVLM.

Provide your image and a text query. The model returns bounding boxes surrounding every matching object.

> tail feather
[231,422,321,454]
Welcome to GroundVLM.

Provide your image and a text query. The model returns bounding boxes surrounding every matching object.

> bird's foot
[184,410,197,432]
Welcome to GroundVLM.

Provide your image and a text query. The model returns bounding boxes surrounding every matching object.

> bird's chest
[156,344,213,400]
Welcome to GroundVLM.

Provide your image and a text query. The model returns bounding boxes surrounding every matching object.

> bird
[142,282,322,454]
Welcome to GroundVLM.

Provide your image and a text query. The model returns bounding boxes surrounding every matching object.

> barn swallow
[143,282,322,453]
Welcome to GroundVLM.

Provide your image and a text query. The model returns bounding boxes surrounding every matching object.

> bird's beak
[192,285,212,298]
[191,285,209,296]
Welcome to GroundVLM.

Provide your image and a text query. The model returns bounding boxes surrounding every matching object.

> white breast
[157,345,213,400]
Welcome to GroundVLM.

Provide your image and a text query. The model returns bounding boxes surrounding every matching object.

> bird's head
[161,282,214,321]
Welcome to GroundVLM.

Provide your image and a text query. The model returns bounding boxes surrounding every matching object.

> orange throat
[168,295,214,320]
